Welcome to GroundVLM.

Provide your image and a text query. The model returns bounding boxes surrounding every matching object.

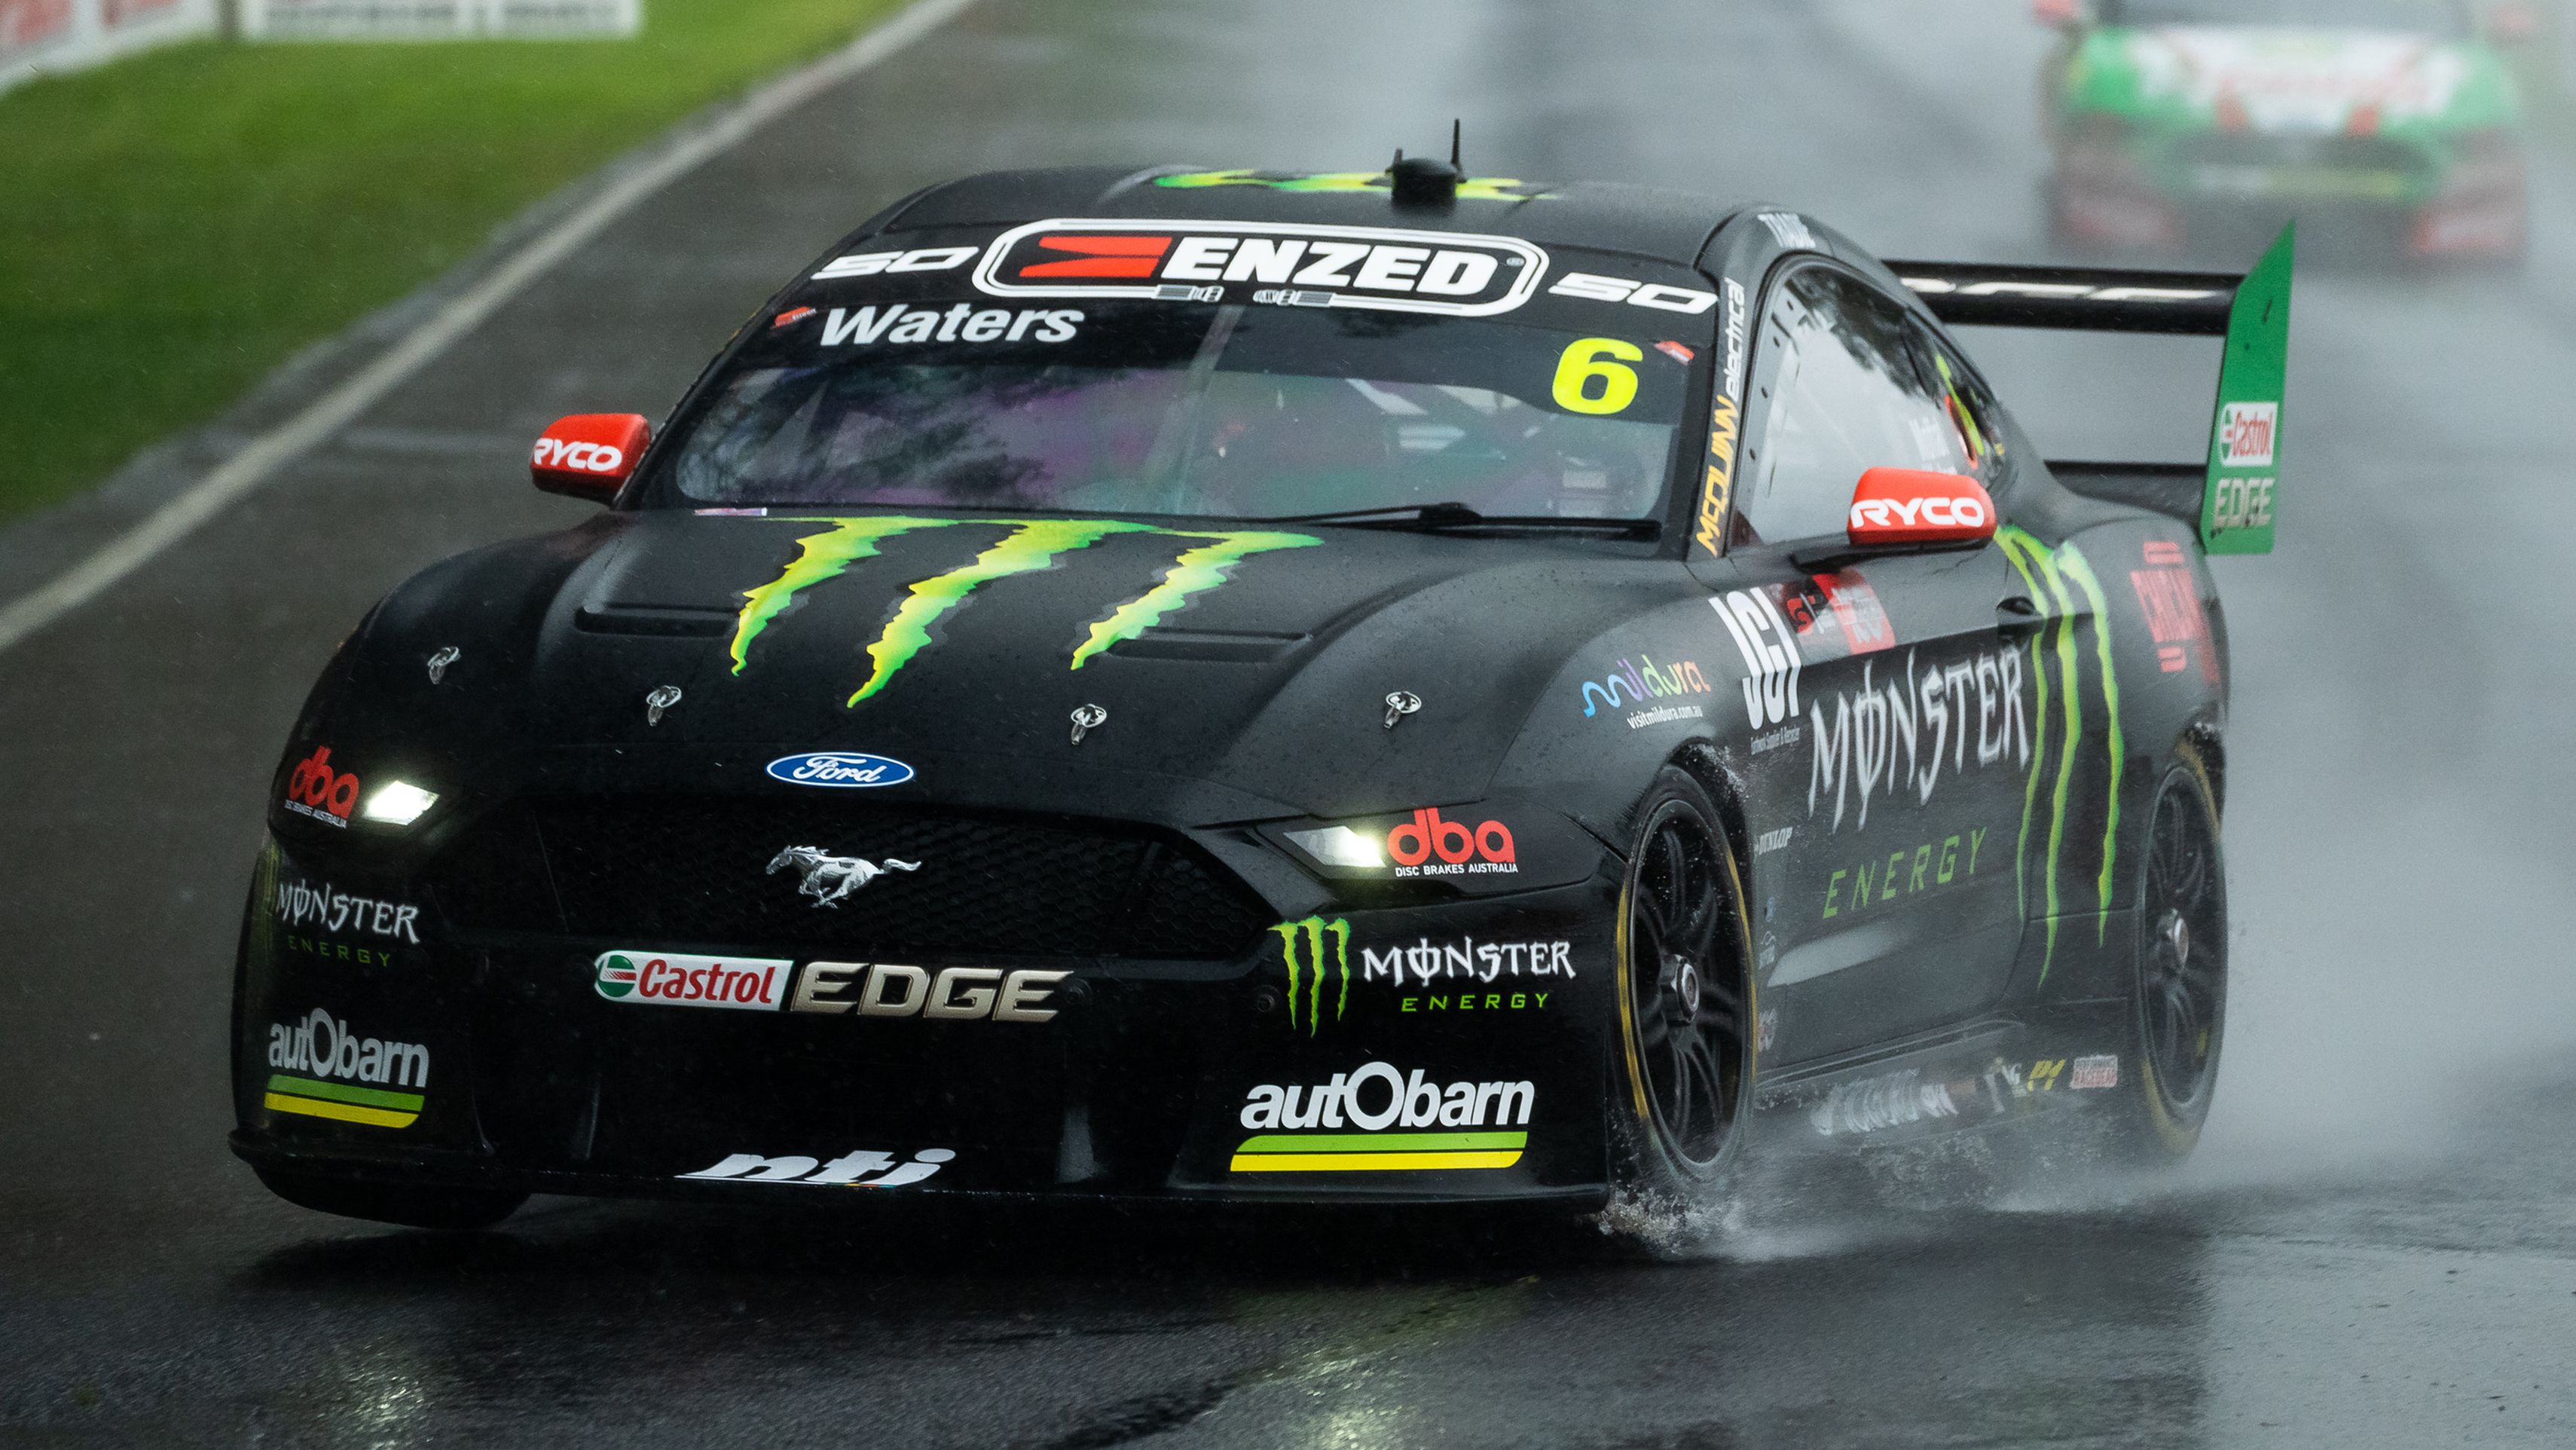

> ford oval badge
[765,752,915,789]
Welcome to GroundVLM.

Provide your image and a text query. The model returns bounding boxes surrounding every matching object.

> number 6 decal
[1551,338,1642,415]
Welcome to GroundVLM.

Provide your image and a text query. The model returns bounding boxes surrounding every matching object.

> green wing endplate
[2202,225,2293,556]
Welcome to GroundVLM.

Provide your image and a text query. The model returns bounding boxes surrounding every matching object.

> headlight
[1283,825,1387,869]
[359,781,440,826]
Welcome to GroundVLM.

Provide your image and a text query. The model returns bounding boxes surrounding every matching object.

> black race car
[234,156,2288,1228]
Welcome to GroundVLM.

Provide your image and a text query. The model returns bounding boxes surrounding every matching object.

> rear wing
[1884,225,2293,555]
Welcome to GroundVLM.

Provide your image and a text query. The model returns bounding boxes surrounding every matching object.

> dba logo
[765,752,916,789]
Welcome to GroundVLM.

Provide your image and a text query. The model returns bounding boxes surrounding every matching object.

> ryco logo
[1849,494,1987,530]
[1386,808,1517,876]
[283,746,360,828]
[530,437,626,475]
[595,952,792,1012]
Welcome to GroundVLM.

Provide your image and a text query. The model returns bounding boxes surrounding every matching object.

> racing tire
[2112,741,2227,1164]
[255,1167,527,1232]
[1610,766,1756,1199]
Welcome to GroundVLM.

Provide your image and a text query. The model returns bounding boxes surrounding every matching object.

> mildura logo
[1579,654,1711,730]
[729,518,1321,707]
[764,753,915,788]
[1272,916,1351,1035]
[1232,1062,1536,1173]
[973,219,1549,317]
[263,1008,429,1130]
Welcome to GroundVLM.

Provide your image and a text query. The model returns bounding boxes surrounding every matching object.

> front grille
[432,795,1273,961]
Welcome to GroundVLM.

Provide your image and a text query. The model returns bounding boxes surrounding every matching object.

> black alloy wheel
[2124,743,2228,1160]
[1615,767,1752,1187]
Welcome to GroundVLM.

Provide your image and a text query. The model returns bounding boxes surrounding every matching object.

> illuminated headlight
[1284,825,1386,869]
[360,781,439,826]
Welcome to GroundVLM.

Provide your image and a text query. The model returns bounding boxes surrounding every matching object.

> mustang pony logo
[729,518,1321,707]
[765,846,920,908]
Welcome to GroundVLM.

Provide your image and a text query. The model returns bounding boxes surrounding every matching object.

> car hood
[2082,26,2513,135]
[356,509,1686,826]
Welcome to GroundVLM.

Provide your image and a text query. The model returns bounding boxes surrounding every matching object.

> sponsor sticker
[1546,271,1720,315]
[972,219,1548,317]
[273,873,422,946]
[1578,654,1713,729]
[765,752,915,788]
[2071,1054,2120,1091]
[788,962,1068,1023]
[594,952,793,1011]
[282,745,360,828]
[678,1148,955,1188]
[1233,1061,1536,1171]
[2216,402,2278,469]
[1385,807,1517,877]
[1712,590,1804,729]
[263,1008,429,1129]
[817,304,1083,347]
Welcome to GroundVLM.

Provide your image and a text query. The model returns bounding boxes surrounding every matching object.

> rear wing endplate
[1885,225,2293,555]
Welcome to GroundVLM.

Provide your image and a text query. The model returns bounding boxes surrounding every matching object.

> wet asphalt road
[8,0,2576,1444]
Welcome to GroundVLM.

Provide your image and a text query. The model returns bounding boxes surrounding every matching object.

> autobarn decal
[972,219,1549,317]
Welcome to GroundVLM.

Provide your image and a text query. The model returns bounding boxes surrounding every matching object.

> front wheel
[1611,766,1756,1198]
[2113,742,2227,1163]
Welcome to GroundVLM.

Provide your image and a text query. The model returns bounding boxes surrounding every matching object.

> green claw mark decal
[2053,540,2125,943]
[729,516,1322,705]
[730,516,945,675]
[1273,916,1351,1035]
[1997,526,2125,987]
[852,519,1160,705]
[1153,169,1552,202]
[1071,531,1323,670]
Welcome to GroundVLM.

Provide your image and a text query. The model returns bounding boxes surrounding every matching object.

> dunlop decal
[1995,526,2125,985]
[729,519,1322,705]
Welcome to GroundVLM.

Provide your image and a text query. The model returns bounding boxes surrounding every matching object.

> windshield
[2104,0,2468,32]
[655,301,1701,523]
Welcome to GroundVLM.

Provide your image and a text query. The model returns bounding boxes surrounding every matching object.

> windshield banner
[971,219,1551,318]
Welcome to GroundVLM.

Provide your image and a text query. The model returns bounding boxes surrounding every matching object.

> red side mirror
[1848,467,1996,549]
[532,413,649,503]
[2032,0,2080,25]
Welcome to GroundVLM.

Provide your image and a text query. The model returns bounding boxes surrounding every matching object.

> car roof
[875,165,1745,271]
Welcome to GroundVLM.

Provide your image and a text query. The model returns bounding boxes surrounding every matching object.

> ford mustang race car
[2038,0,2527,262]
[232,156,2287,1228]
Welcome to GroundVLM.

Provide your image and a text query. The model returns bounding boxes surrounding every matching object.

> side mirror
[532,413,649,503]
[1847,467,1996,550]
[2032,0,2082,26]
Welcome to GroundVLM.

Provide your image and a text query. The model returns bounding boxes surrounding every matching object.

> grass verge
[0,0,906,524]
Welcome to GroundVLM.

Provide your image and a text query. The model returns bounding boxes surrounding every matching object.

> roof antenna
[1388,121,1462,208]
[1450,118,1462,171]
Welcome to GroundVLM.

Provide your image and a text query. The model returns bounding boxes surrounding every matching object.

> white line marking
[0,0,978,658]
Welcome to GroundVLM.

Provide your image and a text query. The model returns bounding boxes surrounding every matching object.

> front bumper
[233,827,1623,1208]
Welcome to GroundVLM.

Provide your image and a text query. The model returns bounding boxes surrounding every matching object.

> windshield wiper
[1254,502,1661,540]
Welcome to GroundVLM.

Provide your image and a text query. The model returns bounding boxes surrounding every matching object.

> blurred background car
[2037,0,2535,264]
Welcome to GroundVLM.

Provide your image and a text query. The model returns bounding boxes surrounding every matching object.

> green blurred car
[2038,0,2529,262]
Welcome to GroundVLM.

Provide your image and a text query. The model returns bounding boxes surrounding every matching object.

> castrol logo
[531,437,625,474]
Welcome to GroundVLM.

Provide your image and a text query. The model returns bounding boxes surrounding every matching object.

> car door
[1701,263,2033,1063]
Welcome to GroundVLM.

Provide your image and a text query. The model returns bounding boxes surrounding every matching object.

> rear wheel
[255,1166,526,1231]
[2116,742,2227,1162]
[1612,767,1754,1197]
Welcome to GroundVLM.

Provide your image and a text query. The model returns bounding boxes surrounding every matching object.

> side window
[1733,268,1974,546]
[1905,320,2006,485]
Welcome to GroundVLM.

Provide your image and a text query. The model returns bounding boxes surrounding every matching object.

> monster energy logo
[1995,525,2125,985]
[1272,916,1350,1035]
[729,518,1322,706]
